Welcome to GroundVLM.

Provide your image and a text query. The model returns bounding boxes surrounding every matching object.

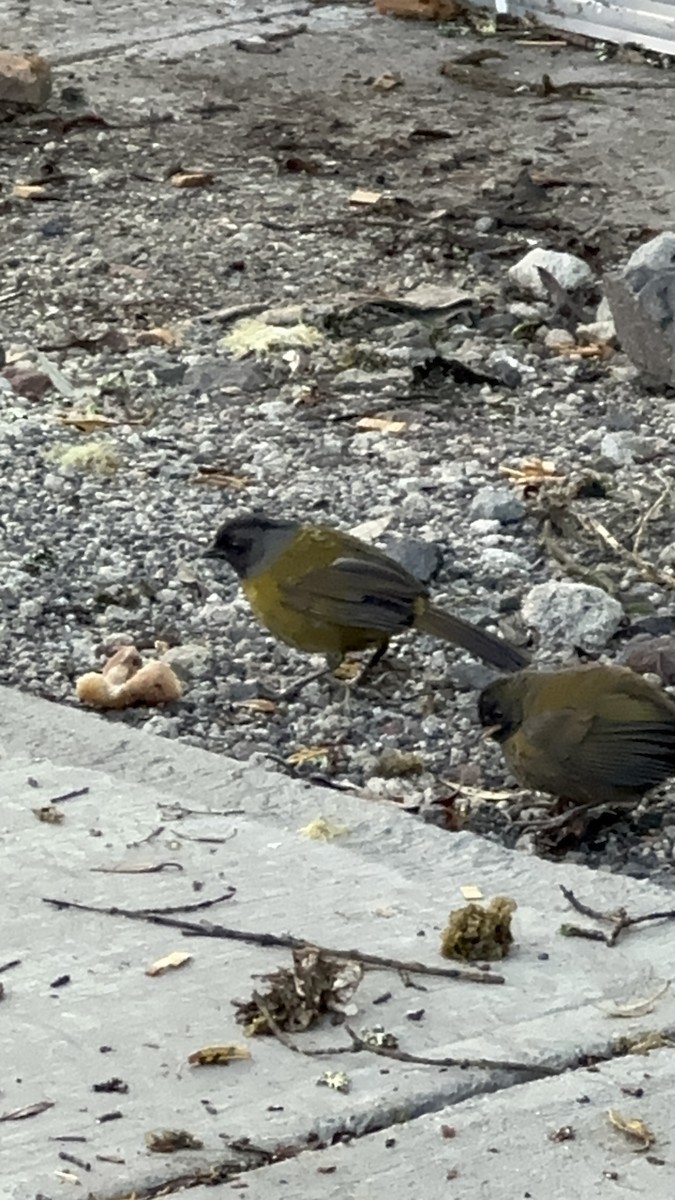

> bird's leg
[340,641,390,687]
[520,797,632,833]
[334,642,390,713]
[257,665,333,704]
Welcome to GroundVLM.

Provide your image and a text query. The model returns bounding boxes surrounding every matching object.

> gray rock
[619,635,675,685]
[150,360,187,387]
[184,358,268,395]
[544,328,575,351]
[0,570,27,609]
[508,248,593,299]
[161,642,213,682]
[604,410,636,431]
[470,486,525,525]
[599,430,639,466]
[470,518,501,536]
[483,354,524,390]
[142,714,180,737]
[379,534,443,584]
[197,596,240,628]
[522,581,623,650]
[332,367,411,391]
[604,231,675,385]
[480,547,528,574]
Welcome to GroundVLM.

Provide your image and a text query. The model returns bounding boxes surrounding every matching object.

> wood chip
[188,1044,251,1066]
[170,171,214,189]
[12,183,48,200]
[607,1109,655,1152]
[234,697,278,714]
[348,188,383,206]
[286,746,333,766]
[356,416,407,433]
[460,885,484,901]
[372,72,402,91]
[145,951,192,977]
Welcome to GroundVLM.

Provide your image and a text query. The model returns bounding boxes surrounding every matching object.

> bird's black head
[478,677,524,743]
[203,513,300,580]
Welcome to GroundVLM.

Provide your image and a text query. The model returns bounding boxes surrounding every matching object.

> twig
[574,509,675,591]
[0,959,21,975]
[250,993,339,1056]
[559,923,608,943]
[560,885,675,946]
[343,1026,560,1077]
[195,300,270,325]
[42,898,504,985]
[249,1002,557,1075]
[631,475,671,555]
[50,786,90,805]
[126,825,165,848]
[90,862,184,874]
[44,889,236,918]
[158,804,245,819]
[516,799,623,833]
[0,1100,54,1122]
[172,830,238,845]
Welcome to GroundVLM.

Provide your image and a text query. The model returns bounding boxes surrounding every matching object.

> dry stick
[343,1026,560,1078]
[250,993,329,1056]
[42,898,504,985]
[574,509,675,591]
[44,890,236,919]
[126,824,165,849]
[158,804,245,818]
[50,786,90,805]
[559,923,608,944]
[560,885,675,947]
[631,476,671,556]
[252,996,557,1076]
[90,861,184,874]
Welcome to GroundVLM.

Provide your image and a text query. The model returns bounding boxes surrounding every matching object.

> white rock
[522,581,623,650]
[480,548,527,573]
[544,328,576,350]
[508,248,594,299]
[600,431,638,466]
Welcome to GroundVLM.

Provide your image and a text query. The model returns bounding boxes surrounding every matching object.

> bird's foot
[253,667,332,704]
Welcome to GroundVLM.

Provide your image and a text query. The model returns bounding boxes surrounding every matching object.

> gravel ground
[3,6,675,883]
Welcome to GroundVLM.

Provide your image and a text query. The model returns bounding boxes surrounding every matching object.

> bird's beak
[202,544,220,560]
[481,724,502,741]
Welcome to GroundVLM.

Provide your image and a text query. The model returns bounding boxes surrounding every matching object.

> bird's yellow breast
[242,527,383,658]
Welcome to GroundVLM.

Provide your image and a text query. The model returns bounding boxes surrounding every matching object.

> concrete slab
[187,1050,675,1199]
[2,687,675,1196]
[5,0,365,65]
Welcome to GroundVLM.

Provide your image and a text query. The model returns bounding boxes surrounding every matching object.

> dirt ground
[4,1,675,331]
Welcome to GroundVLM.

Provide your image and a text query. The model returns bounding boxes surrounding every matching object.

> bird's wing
[279,556,421,633]
[576,718,675,791]
[523,710,675,792]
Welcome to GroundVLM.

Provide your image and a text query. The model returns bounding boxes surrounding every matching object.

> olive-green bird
[479,662,675,806]
[203,514,529,675]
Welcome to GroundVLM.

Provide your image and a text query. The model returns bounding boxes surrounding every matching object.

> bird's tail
[417,602,529,673]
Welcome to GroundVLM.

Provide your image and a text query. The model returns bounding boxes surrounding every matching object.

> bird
[478,662,675,808]
[203,513,530,679]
